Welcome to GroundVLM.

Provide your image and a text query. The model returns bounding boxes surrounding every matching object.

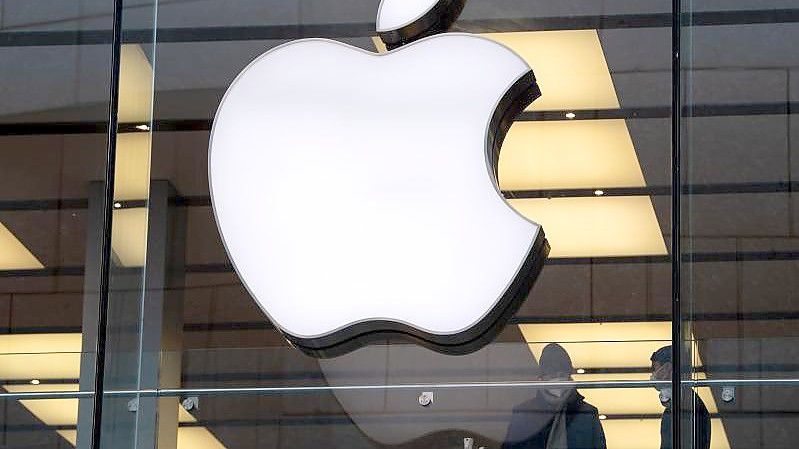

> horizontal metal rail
[5,378,799,400]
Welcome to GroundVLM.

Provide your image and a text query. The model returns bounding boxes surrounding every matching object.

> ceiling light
[594,189,605,196]
[113,132,152,201]
[30,379,40,385]
[599,414,607,420]
[600,419,661,449]
[111,46,153,271]
[565,112,576,119]
[601,418,730,449]
[177,427,227,449]
[0,333,81,380]
[3,384,79,425]
[0,221,44,270]
[111,208,148,267]
[0,333,82,354]
[576,368,586,374]
[530,340,665,369]
[119,45,154,123]
[498,120,645,190]
[509,196,667,257]
[57,430,77,446]
[178,406,198,424]
[581,386,666,415]
[483,30,620,111]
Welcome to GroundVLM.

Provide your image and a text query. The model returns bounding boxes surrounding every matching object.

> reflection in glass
[503,344,607,449]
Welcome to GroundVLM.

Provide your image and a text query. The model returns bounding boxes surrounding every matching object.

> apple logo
[208,0,550,357]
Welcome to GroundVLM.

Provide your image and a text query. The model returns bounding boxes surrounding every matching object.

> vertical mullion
[91,0,124,447]
[671,0,684,449]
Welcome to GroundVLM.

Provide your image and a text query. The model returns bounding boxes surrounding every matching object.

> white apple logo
[208,0,549,356]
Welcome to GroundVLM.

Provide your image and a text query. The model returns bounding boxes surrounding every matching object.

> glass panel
[0,0,115,446]
[125,386,684,449]
[683,3,799,380]
[104,0,673,447]
[131,0,674,385]
[99,0,159,448]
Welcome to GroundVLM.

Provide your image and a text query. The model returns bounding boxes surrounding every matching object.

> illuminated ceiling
[111,207,149,267]
[483,30,620,111]
[119,44,155,124]
[498,119,645,190]
[0,221,44,270]
[114,132,153,201]
[0,333,81,380]
[522,321,677,369]
[0,333,225,449]
[509,196,666,257]
[603,418,730,449]
[110,44,155,268]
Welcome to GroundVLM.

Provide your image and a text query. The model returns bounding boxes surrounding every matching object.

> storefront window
[2,0,798,448]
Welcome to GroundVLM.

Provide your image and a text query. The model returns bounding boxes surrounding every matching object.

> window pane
[0,0,115,446]
[683,4,799,380]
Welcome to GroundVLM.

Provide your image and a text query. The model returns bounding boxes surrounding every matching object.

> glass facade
[0,1,797,448]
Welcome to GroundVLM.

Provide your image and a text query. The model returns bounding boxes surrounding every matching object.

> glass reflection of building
[0,1,797,449]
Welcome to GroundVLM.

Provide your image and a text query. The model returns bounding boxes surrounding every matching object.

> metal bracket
[418,391,434,407]
[181,396,200,411]
[721,386,735,403]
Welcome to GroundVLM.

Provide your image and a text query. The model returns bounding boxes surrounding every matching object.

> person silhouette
[650,346,711,449]
[502,343,606,449]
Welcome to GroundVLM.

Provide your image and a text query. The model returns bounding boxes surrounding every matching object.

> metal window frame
[671,2,684,449]
[90,0,124,447]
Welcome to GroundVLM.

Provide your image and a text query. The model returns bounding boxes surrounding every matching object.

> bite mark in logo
[208,0,550,357]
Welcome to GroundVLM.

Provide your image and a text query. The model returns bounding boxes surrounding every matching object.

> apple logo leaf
[377,0,467,50]
[208,0,549,357]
